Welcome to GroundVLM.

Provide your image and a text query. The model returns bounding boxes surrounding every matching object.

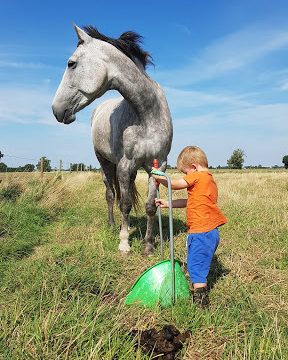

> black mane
[82,25,153,70]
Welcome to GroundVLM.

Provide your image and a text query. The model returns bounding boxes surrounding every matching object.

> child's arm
[152,173,188,190]
[155,198,187,208]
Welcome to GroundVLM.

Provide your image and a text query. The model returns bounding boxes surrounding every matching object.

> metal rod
[156,187,164,260]
[163,174,175,304]
[153,159,164,261]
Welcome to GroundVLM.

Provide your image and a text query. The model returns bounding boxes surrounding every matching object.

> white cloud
[154,26,288,86]
[164,86,252,109]
[0,60,47,69]
[174,102,288,131]
[223,103,288,130]
[280,80,288,91]
[0,86,119,125]
[0,87,55,125]
[168,101,288,166]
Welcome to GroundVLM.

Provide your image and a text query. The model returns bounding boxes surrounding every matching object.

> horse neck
[110,61,170,127]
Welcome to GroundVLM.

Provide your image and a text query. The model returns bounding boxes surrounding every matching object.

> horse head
[52,25,111,124]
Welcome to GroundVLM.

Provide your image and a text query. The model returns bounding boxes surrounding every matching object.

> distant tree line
[0,163,35,172]
[70,163,95,171]
[225,150,288,169]
[0,156,99,173]
[0,151,287,172]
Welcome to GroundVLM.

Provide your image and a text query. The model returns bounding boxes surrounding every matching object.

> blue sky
[1,0,288,168]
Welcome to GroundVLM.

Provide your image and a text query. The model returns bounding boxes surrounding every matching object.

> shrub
[0,184,23,202]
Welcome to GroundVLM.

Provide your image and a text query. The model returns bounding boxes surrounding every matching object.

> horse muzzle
[52,105,76,125]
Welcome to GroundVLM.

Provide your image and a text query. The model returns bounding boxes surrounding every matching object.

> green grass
[0,170,287,359]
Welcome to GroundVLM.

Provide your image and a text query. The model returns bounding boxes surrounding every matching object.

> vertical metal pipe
[156,187,164,260]
[153,159,164,261]
[165,175,175,304]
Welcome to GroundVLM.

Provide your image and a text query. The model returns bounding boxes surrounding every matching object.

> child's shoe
[193,287,209,308]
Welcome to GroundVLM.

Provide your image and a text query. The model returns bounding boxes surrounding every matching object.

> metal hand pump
[151,163,175,304]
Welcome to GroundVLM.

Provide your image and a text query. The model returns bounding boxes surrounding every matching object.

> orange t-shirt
[183,171,227,233]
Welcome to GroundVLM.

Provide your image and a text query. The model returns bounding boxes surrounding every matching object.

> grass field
[0,169,287,359]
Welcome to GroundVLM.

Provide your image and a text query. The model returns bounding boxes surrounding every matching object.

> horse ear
[73,24,91,43]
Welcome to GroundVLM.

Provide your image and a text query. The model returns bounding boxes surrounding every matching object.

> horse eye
[67,60,77,69]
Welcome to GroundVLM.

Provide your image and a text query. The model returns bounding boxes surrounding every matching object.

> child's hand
[151,169,168,188]
[151,168,161,186]
[151,168,164,180]
[155,198,168,208]
[151,168,160,178]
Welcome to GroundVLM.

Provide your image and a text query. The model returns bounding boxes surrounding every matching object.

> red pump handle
[153,159,159,187]
[153,159,159,169]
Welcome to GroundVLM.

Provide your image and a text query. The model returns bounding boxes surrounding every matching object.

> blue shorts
[187,228,220,284]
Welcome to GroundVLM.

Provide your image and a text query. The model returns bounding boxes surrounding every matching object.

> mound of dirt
[131,324,191,359]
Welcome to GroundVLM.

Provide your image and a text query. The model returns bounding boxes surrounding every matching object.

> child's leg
[187,229,220,307]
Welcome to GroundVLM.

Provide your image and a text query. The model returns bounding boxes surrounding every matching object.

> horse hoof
[118,243,131,253]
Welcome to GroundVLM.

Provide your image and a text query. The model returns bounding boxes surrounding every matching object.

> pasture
[0,170,287,359]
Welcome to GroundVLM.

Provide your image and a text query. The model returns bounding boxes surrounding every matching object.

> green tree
[0,162,8,172]
[70,163,77,171]
[70,163,86,171]
[23,164,35,172]
[282,155,288,169]
[36,157,51,172]
[227,149,246,169]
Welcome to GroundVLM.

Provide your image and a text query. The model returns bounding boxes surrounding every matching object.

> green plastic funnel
[125,259,190,308]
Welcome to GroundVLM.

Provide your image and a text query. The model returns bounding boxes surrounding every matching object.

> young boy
[152,146,227,308]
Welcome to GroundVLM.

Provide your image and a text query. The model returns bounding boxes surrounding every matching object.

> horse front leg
[143,176,157,255]
[117,169,133,253]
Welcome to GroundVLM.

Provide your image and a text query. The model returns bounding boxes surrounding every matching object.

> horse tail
[114,175,141,213]
[130,181,141,213]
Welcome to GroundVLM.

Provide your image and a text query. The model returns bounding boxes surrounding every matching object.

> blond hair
[177,146,208,172]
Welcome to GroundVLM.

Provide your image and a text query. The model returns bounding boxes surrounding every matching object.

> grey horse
[52,25,173,254]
